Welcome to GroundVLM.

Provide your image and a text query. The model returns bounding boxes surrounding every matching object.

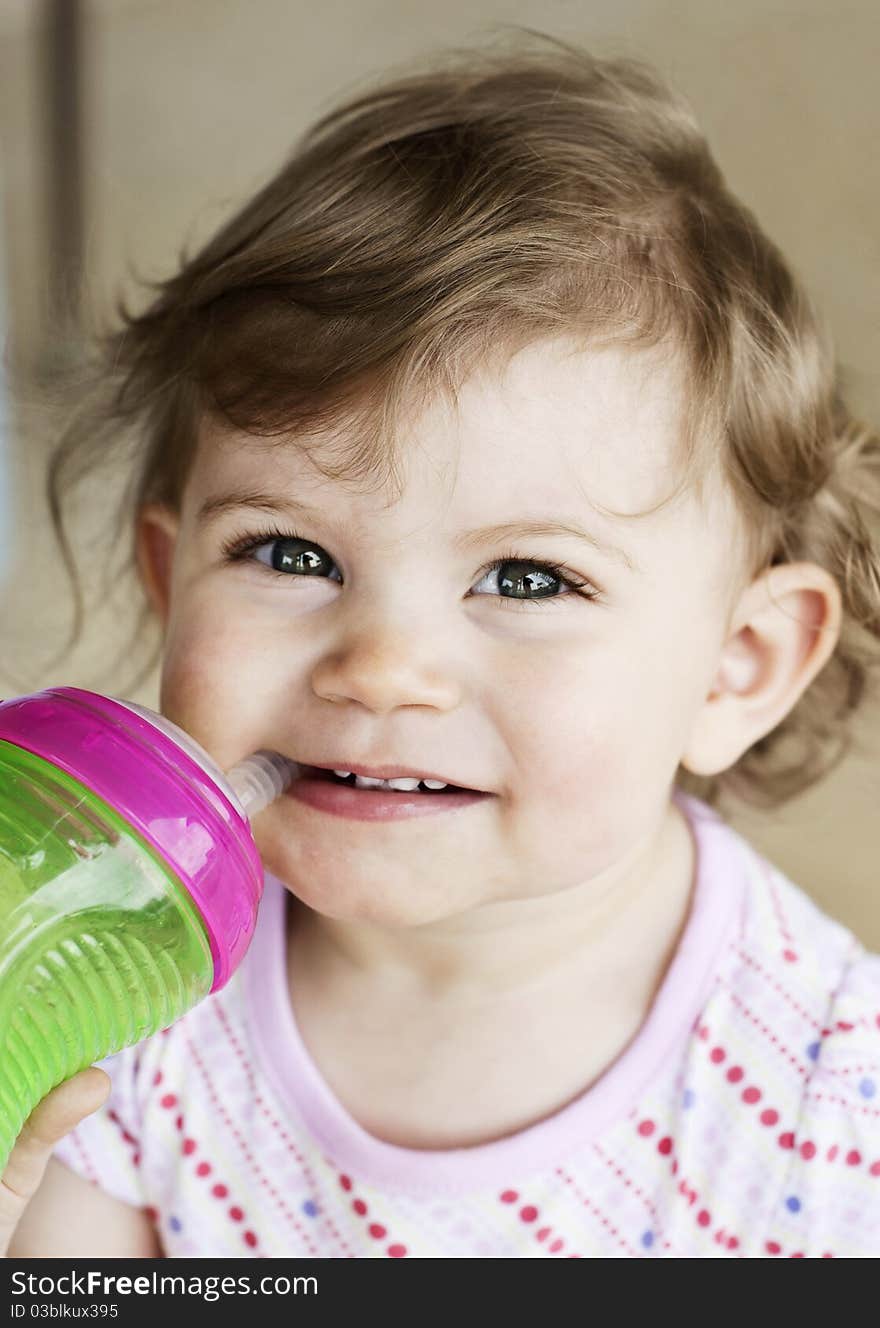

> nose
[310,621,462,714]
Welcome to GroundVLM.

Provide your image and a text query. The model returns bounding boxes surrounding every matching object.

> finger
[0,1068,111,1217]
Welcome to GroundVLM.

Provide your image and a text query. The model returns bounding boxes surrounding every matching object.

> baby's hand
[0,1067,110,1257]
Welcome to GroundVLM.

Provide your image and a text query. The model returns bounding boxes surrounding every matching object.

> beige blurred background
[0,0,878,943]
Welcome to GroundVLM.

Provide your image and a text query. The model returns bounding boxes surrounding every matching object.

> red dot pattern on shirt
[769,1126,879,1178]
[496,1191,580,1256]
[337,1172,407,1258]
[594,1142,675,1255]
[158,1095,260,1251]
[703,1037,809,1174]
[107,1109,137,1150]
[699,1003,879,1258]
[635,1115,743,1253]
[212,1006,340,1256]
[106,1109,141,1171]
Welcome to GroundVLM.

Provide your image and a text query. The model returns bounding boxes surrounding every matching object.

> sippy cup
[0,686,294,1173]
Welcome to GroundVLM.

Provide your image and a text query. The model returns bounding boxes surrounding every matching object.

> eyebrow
[197,490,638,572]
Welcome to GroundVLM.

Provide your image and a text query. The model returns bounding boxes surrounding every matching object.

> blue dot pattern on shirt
[683,1090,696,1108]
[806,1041,821,1061]
[169,1216,182,1232]
[641,1231,654,1248]
[303,1200,319,1217]
[786,1196,801,1213]
[859,1078,876,1099]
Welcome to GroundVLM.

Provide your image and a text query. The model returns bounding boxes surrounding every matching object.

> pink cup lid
[0,686,265,991]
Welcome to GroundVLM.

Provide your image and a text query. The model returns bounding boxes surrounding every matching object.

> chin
[263,858,466,929]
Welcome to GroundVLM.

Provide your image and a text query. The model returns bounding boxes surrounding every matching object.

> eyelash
[218,524,602,609]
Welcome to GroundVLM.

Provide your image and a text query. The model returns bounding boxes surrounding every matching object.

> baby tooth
[422,779,448,789]
[387,777,421,791]
[333,769,352,778]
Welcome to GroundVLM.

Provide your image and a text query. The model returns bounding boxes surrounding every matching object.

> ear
[681,561,843,777]
[136,503,181,628]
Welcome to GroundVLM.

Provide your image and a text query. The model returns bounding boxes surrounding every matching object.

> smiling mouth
[298,766,473,794]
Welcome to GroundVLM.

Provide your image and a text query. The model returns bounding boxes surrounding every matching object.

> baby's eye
[252,535,340,580]
[471,559,591,607]
[220,528,601,608]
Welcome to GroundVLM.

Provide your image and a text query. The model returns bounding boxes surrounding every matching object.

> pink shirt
[53,790,880,1257]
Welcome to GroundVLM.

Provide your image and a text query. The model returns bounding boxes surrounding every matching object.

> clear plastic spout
[223,751,300,819]
[108,698,299,822]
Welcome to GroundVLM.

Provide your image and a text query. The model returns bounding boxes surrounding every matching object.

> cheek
[501,646,641,788]
[157,600,277,767]
[504,616,709,813]
[496,642,695,894]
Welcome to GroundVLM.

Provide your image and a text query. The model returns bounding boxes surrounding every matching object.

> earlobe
[136,503,181,627]
[681,561,843,778]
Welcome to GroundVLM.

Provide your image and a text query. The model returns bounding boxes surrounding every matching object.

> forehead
[435,337,691,518]
[187,336,733,568]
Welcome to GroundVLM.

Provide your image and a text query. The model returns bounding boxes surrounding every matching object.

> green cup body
[0,740,214,1172]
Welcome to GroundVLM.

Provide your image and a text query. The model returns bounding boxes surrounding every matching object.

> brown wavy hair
[40,31,880,813]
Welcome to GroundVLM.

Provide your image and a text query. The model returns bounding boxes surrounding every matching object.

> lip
[285,774,493,821]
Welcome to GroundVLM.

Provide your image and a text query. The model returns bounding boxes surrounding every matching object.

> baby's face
[144,337,741,926]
